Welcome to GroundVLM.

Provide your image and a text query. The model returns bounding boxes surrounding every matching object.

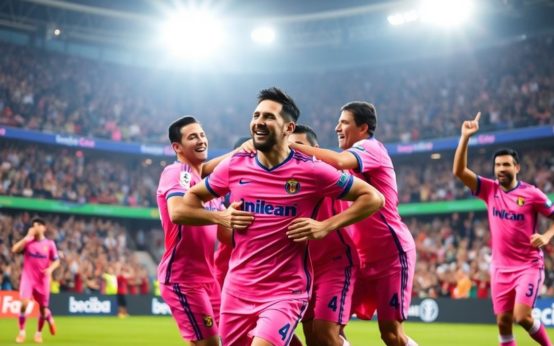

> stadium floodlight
[160,10,225,59]
[387,10,420,26]
[251,26,276,45]
[53,28,62,36]
[419,0,474,27]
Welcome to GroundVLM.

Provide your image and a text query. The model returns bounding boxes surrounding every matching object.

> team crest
[179,171,192,189]
[285,179,300,194]
[203,315,214,328]
[516,196,525,206]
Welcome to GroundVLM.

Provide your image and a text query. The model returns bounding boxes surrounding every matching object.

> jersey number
[526,284,534,298]
[389,293,400,309]
[328,296,338,312]
[278,323,290,341]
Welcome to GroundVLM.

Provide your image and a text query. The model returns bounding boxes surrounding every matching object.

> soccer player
[453,112,554,346]
[173,87,384,346]
[289,102,418,346]
[157,116,227,346]
[290,124,357,346]
[11,217,59,344]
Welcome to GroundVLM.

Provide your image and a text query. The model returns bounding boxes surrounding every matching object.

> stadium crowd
[1,141,551,207]
[1,34,553,148]
[0,212,153,295]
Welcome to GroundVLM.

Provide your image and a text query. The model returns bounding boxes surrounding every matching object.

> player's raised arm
[453,112,481,193]
[289,142,359,171]
[11,228,36,253]
[287,177,384,241]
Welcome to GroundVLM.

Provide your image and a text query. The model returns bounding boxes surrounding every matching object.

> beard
[497,172,515,187]
[252,133,277,153]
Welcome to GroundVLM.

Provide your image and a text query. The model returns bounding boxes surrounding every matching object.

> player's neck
[499,179,519,191]
[256,144,291,170]
[176,156,202,175]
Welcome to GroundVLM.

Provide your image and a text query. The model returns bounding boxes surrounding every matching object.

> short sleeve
[347,139,379,174]
[49,241,59,261]
[533,189,554,218]
[313,161,354,200]
[205,157,231,198]
[158,163,191,200]
[473,176,495,201]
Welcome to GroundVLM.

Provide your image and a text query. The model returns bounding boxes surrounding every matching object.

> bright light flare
[251,26,276,44]
[160,10,225,59]
[419,0,474,27]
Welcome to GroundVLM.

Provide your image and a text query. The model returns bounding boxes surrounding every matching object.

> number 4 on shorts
[279,323,291,341]
[389,293,399,309]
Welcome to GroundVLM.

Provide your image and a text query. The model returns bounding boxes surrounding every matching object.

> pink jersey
[347,138,415,263]
[205,150,354,301]
[309,198,359,268]
[157,161,224,284]
[474,176,554,270]
[22,238,58,284]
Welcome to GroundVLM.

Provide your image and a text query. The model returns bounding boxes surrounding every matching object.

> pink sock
[18,314,26,332]
[530,323,552,346]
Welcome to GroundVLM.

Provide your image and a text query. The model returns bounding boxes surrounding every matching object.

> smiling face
[494,154,520,188]
[172,123,208,164]
[335,110,367,150]
[250,99,294,153]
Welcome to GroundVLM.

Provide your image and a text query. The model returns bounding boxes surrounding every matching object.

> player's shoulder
[291,150,314,163]
[162,161,190,174]
[231,151,256,162]
[518,181,546,197]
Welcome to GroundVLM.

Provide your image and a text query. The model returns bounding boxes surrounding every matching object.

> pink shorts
[303,263,357,325]
[491,266,544,315]
[160,282,221,342]
[220,293,308,346]
[19,277,50,307]
[352,248,415,321]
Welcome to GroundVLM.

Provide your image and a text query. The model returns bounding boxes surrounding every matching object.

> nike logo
[239,179,251,185]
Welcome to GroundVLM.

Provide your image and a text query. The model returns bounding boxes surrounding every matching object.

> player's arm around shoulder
[453,112,480,193]
[290,142,359,171]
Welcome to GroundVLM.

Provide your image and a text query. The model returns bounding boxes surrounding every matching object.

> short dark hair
[233,137,250,149]
[31,217,46,226]
[257,87,300,123]
[341,101,377,137]
[493,148,520,165]
[168,116,198,143]
[293,124,319,146]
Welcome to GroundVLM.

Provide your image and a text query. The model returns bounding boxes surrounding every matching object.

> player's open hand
[461,112,481,137]
[530,233,551,248]
[26,227,37,239]
[287,218,330,242]
[223,201,254,230]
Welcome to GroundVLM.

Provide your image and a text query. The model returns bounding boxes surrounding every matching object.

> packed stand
[0,142,160,207]
[1,35,553,148]
[0,211,154,295]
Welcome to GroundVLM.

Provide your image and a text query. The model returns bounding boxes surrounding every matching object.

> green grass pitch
[1,316,553,345]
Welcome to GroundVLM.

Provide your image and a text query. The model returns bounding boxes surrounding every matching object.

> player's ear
[284,122,295,136]
[171,142,182,155]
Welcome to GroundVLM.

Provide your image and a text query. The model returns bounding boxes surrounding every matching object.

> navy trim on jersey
[303,246,312,298]
[286,301,309,345]
[173,283,203,340]
[164,225,182,284]
[473,176,481,196]
[347,149,363,173]
[255,149,294,172]
[503,180,521,194]
[379,213,409,321]
[205,177,220,197]
[337,174,354,200]
[166,192,185,200]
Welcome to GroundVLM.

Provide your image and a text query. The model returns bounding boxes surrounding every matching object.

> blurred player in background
[289,102,417,346]
[453,112,554,346]
[289,124,358,346]
[12,217,59,344]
